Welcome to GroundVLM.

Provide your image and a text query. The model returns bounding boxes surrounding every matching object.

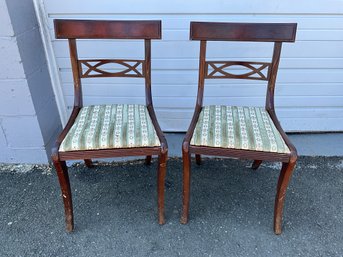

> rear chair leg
[274,160,296,235]
[195,154,202,165]
[145,155,152,165]
[251,160,262,170]
[84,159,93,168]
[53,159,74,232]
[181,144,191,224]
[157,152,167,224]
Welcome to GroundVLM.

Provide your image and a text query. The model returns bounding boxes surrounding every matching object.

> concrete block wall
[0,0,61,163]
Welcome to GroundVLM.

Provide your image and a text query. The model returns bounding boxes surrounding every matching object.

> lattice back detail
[205,61,270,81]
[79,59,145,78]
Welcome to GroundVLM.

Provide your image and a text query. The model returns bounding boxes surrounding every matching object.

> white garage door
[36,0,343,132]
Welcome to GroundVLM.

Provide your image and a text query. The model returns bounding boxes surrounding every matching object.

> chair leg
[157,151,167,224]
[274,160,296,235]
[145,155,152,165]
[195,154,202,165]
[180,145,191,224]
[84,159,93,168]
[53,159,74,232]
[251,160,262,170]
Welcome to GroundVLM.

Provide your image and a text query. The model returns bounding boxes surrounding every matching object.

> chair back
[54,19,161,107]
[190,22,297,110]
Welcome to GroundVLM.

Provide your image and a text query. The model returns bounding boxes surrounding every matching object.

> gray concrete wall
[0,0,61,163]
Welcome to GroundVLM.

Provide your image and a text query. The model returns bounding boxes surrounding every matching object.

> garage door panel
[41,0,343,131]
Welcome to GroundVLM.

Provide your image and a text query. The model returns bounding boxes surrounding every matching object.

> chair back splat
[52,20,167,232]
[182,22,298,235]
[190,22,297,111]
[54,20,161,108]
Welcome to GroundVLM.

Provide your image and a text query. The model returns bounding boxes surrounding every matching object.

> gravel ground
[0,157,343,257]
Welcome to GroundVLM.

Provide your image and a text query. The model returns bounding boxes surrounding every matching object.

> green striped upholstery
[59,104,160,152]
[190,106,290,154]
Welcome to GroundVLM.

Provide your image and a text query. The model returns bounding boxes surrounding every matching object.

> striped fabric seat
[190,105,290,154]
[59,104,160,152]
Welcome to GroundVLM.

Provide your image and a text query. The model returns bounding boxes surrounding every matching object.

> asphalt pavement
[0,157,343,257]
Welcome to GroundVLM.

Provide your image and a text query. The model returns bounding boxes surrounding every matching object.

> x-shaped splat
[206,61,270,80]
[80,59,144,78]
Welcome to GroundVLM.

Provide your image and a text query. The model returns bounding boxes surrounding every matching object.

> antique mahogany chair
[52,20,168,231]
[181,22,297,234]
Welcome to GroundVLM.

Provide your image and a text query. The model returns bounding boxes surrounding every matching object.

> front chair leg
[145,155,152,165]
[195,154,202,165]
[274,160,296,235]
[53,159,74,232]
[157,151,167,224]
[84,159,93,168]
[251,160,262,170]
[180,144,191,224]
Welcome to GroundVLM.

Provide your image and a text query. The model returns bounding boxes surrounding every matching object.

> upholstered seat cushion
[59,104,160,152]
[190,105,290,154]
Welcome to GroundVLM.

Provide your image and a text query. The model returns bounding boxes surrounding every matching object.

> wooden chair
[52,20,168,231]
[181,22,297,234]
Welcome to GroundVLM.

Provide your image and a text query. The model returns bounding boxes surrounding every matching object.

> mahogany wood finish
[206,61,270,81]
[84,159,93,168]
[195,154,202,165]
[190,22,297,42]
[52,20,167,232]
[55,20,161,39]
[181,22,298,235]
[145,155,152,165]
[251,160,263,170]
[79,59,144,78]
